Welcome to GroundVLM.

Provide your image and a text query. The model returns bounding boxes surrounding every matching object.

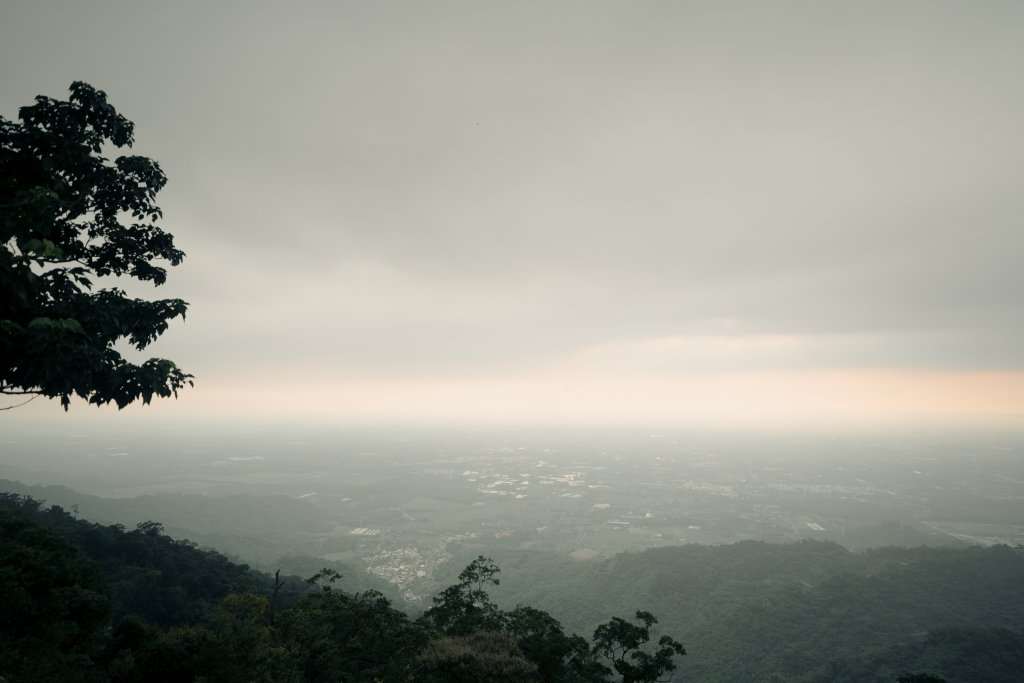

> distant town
[3,426,1022,603]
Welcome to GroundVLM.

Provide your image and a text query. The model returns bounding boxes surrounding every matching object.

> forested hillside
[3,491,1018,682]
[0,478,332,561]
[0,493,680,682]
[482,541,1024,681]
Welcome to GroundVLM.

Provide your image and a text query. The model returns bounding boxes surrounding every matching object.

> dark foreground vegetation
[4,492,1021,682]
[1,492,681,682]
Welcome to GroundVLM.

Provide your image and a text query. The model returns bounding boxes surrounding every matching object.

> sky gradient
[3,1,1023,429]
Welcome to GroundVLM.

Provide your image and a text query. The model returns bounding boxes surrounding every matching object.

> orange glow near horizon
[107,368,1024,431]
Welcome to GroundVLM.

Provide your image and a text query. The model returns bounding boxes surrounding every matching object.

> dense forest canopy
[3,491,1015,682]
[0,493,691,682]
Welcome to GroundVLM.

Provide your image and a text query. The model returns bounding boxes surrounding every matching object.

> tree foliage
[0,510,110,682]
[422,556,676,682]
[592,611,685,683]
[0,492,270,628]
[280,588,426,682]
[0,81,191,409]
[423,555,506,636]
[413,629,538,683]
[506,605,605,682]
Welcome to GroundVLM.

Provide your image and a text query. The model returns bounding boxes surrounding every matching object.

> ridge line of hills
[3,480,1023,681]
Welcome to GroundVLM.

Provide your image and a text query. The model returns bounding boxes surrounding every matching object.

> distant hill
[482,540,1024,682]
[0,478,405,604]
[0,491,286,627]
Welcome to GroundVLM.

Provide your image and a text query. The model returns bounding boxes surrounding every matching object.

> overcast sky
[3,1,1024,429]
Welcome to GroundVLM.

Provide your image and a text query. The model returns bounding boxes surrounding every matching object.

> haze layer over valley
[5,422,1021,605]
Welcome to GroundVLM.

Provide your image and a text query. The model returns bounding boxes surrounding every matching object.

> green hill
[483,541,1024,682]
[4,489,1018,682]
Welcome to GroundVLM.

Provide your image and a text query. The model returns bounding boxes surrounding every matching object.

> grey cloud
[3,1,1024,380]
